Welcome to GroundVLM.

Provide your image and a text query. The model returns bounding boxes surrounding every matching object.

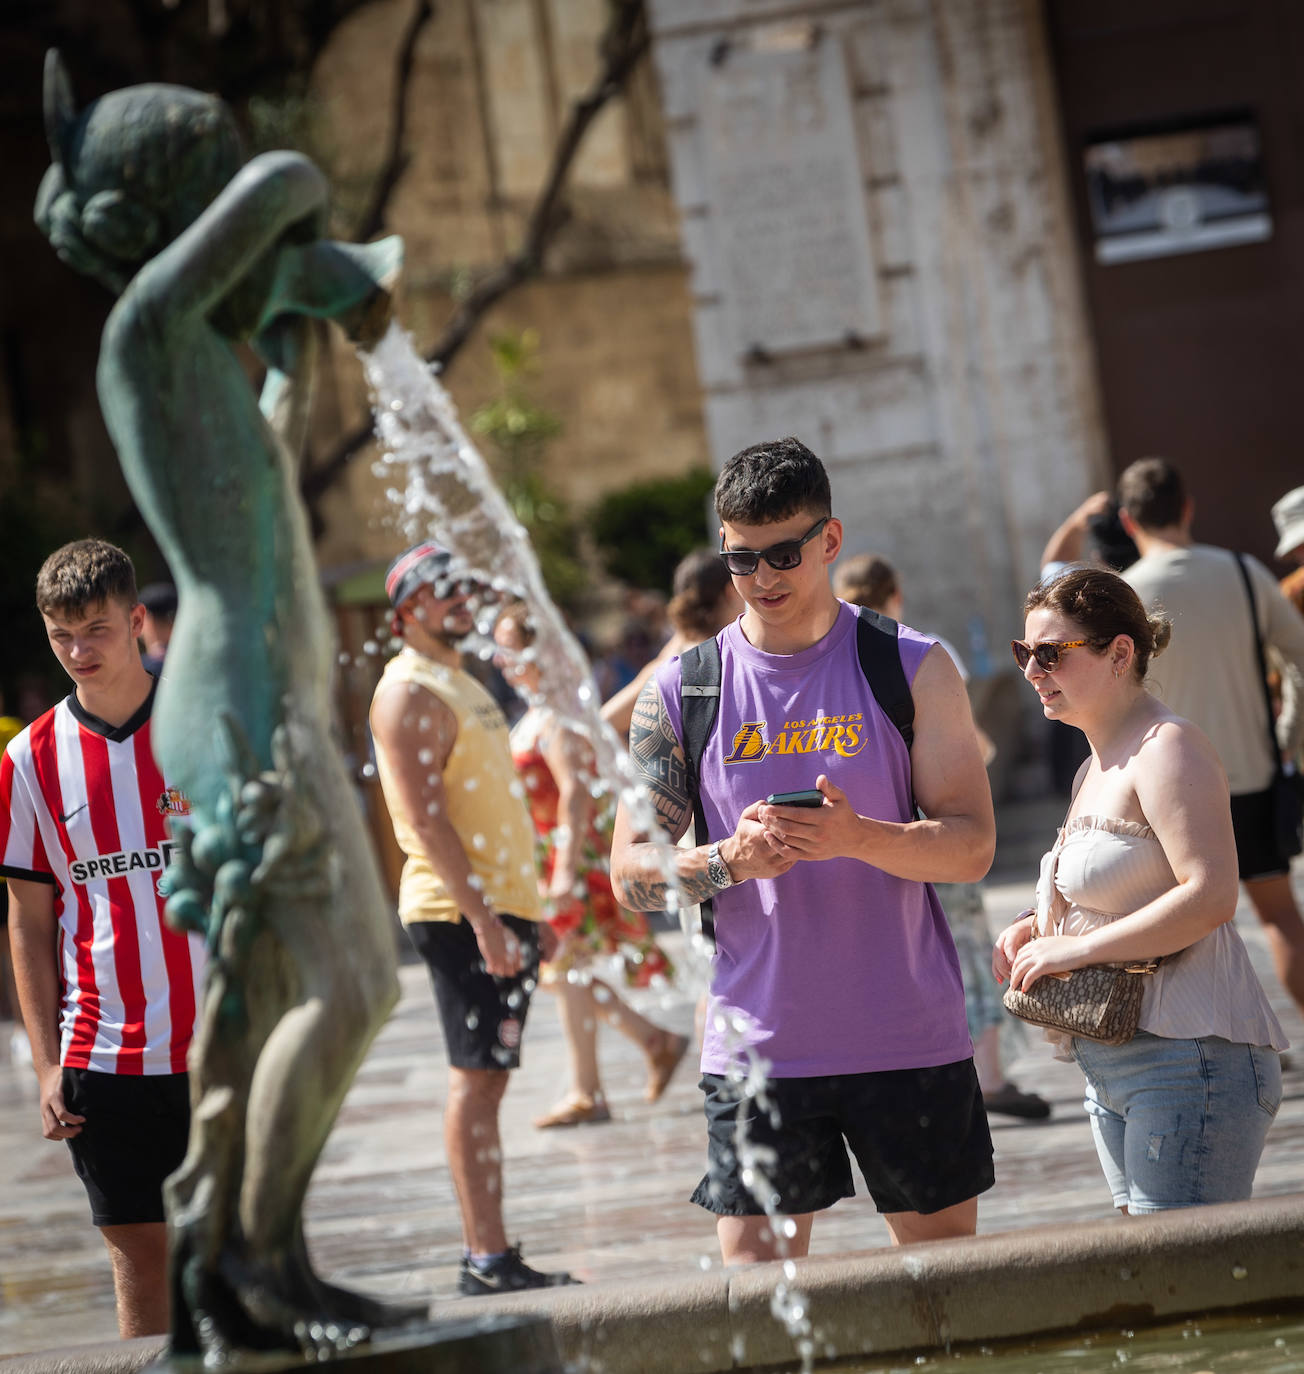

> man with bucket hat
[370,542,574,1294]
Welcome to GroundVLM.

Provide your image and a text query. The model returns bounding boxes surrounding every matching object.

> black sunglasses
[1010,638,1089,672]
[719,516,829,577]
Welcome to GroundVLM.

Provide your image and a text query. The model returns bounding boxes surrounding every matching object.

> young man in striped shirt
[0,539,204,1337]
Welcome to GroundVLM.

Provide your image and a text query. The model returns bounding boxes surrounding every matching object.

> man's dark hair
[1117,457,1186,531]
[138,581,178,623]
[36,539,138,619]
[714,436,831,526]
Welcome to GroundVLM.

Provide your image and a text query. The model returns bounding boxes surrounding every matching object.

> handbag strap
[1231,551,1284,772]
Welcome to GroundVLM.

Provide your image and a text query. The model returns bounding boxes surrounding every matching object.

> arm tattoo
[627,678,690,838]
[620,870,719,913]
[613,678,715,913]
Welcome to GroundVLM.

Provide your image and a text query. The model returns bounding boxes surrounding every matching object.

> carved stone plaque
[699,35,881,354]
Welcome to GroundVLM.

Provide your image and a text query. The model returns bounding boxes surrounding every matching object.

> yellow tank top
[372,648,541,925]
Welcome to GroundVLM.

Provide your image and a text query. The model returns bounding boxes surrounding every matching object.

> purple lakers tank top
[657,600,971,1077]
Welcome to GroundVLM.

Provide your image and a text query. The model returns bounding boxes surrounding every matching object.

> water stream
[362,323,815,1366]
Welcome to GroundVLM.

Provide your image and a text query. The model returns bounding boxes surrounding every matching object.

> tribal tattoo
[627,678,690,839]
[615,678,717,913]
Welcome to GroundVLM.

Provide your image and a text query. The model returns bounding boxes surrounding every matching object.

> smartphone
[765,788,824,807]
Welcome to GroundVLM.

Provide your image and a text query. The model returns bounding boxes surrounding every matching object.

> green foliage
[469,330,584,608]
[589,467,716,594]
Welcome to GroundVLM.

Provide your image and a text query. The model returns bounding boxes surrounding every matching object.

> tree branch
[301,0,648,511]
[351,0,434,244]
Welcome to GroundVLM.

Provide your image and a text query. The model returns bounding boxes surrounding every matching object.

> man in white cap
[369,542,574,1294]
[1273,486,1304,567]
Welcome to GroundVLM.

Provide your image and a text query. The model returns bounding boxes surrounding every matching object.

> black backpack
[678,605,915,941]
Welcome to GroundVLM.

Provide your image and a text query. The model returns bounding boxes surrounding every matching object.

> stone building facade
[647,0,1109,661]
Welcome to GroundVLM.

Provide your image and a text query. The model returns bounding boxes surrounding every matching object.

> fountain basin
[3,1199,1300,1374]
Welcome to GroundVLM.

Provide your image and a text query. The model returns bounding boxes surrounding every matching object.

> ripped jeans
[1072,1031,1282,1214]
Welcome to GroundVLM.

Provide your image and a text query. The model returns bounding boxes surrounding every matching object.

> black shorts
[62,1068,190,1227]
[406,915,540,1071]
[692,1060,995,1218]
[1231,787,1292,881]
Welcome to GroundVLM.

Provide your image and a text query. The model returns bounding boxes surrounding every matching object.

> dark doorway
[1045,0,1304,568]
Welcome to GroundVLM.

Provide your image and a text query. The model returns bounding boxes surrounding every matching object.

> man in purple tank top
[610,437,997,1264]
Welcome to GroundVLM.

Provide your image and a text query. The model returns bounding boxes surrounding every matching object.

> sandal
[644,1032,690,1103]
[532,1094,612,1129]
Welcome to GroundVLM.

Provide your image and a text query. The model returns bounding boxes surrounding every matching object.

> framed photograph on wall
[1084,111,1271,265]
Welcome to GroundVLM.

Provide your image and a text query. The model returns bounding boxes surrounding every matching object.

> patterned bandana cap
[384,542,455,607]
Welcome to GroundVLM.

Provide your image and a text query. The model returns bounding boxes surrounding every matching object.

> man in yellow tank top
[370,542,575,1295]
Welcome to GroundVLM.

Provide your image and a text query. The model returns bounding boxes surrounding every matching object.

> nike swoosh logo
[59,803,88,824]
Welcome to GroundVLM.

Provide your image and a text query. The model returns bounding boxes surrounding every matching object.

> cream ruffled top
[1032,815,1288,1060]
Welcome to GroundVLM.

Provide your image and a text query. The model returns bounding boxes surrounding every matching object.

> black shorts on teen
[1230,787,1293,881]
[692,1059,995,1217]
[406,914,541,1071]
[62,1068,191,1227]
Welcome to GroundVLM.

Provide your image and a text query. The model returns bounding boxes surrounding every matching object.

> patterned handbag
[1002,912,1164,1046]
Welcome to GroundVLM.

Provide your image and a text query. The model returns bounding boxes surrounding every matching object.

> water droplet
[782,1260,796,1281]
[698,1255,713,1270]
[464,777,479,790]
[360,763,376,780]
[472,833,486,849]
[465,1009,480,1029]
[363,640,380,656]
[417,748,434,765]
[1232,1264,1248,1279]
[781,1218,797,1238]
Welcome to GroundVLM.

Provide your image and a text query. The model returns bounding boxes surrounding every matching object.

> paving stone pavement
[2,810,1301,1359]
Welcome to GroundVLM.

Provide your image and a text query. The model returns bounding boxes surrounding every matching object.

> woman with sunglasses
[994,566,1286,1214]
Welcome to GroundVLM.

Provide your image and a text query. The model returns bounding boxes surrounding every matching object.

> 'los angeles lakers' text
[724,713,867,764]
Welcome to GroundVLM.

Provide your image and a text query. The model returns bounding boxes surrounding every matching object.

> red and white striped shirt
[0,689,205,1074]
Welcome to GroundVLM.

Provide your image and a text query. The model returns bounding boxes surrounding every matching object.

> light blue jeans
[1071,1032,1282,1214]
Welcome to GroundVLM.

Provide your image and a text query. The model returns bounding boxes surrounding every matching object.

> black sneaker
[983,1082,1052,1120]
[458,1245,580,1296]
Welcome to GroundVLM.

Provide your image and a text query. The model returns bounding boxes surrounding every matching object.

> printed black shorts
[62,1068,190,1227]
[1230,787,1293,881]
[692,1059,995,1217]
[406,915,540,1071]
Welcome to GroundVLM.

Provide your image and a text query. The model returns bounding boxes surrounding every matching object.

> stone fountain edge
[3,1196,1302,1374]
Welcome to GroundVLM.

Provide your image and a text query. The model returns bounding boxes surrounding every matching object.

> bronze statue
[36,51,415,1359]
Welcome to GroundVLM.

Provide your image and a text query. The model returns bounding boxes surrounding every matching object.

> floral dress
[510,709,673,988]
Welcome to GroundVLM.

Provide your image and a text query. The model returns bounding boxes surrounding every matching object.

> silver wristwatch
[706,841,735,891]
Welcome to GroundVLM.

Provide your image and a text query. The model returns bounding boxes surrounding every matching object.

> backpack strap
[678,637,722,943]
[854,605,914,749]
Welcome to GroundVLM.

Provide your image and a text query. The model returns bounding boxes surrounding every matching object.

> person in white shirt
[1118,457,1304,1020]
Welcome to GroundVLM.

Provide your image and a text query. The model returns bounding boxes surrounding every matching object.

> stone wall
[647,0,1108,661]
[305,0,712,572]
